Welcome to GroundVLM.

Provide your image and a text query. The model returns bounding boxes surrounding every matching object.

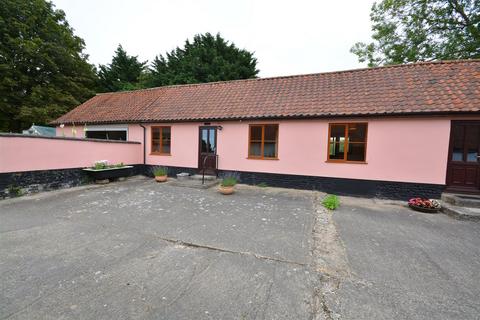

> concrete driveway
[1,177,480,319]
[327,197,480,320]
[1,178,318,320]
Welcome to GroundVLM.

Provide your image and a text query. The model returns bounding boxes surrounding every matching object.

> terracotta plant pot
[155,175,167,182]
[219,185,235,195]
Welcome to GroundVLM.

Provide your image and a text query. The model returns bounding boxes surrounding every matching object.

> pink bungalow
[50,60,480,199]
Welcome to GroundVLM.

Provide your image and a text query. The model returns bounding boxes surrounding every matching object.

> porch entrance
[446,121,480,193]
[198,126,217,174]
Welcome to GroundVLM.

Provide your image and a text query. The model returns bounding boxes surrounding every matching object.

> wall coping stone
[0,133,141,144]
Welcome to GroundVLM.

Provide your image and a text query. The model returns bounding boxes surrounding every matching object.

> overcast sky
[51,0,376,78]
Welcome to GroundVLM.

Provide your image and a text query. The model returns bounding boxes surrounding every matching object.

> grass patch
[322,194,339,210]
[257,182,268,188]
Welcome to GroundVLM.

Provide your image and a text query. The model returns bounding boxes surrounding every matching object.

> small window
[86,130,127,141]
[248,124,278,159]
[151,126,171,155]
[328,123,367,162]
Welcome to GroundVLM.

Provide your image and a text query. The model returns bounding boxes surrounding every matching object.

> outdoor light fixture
[217,125,223,131]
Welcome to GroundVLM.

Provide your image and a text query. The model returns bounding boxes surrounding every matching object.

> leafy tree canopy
[146,32,259,87]
[97,45,147,92]
[351,0,480,66]
[0,0,97,132]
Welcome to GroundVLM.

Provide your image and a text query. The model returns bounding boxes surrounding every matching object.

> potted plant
[219,177,237,195]
[408,198,441,213]
[82,161,133,183]
[153,167,168,182]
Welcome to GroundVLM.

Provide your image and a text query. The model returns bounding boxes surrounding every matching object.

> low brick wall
[0,165,146,199]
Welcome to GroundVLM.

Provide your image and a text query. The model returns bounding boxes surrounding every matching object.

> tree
[351,0,480,67]
[146,33,259,87]
[0,0,97,132]
[97,45,147,92]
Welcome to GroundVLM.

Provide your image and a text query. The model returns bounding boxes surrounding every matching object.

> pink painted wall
[143,118,451,184]
[218,118,451,184]
[52,118,453,184]
[0,136,142,173]
[143,123,199,168]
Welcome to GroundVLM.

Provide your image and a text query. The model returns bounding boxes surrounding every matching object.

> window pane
[451,125,464,161]
[264,125,278,141]
[250,142,261,156]
[467,149,478,162]
[348,123,367,142]
[329,142,345,159]
[152,127,160,140]
[161,127,170,140]
[452,148,463,161]
[106,131,127,140]
[264,142,276,158]
[86,131,107,139]
[161,144,170,154]
[250,126,262,140]
[465,126,479,162]
[152,140,160,153]
[347,143,366,161]
[201,129,209,153]
[330,125,345,143]
[160,127,171,154]
[208,128,216,153]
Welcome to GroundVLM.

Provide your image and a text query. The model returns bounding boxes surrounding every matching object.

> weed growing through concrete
[322,194,339,210]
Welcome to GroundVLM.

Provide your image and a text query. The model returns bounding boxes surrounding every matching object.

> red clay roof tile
[53,60,480,124]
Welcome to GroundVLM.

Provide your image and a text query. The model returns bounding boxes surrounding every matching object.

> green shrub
[221,177,237,187]
[93,162,108,170]
[153,167,168,176]
[322,194,339,210]
[8,185,22,197]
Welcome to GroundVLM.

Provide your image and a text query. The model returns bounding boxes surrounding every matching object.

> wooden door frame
[198,126,218,170]
[446,120,480,193]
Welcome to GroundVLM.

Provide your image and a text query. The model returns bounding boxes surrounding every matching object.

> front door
[198,126,217,174]
[446,121,480,193]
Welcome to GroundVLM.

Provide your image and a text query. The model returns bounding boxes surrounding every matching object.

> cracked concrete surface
[325,196,480,320]
[2,178,478,319]
[0,177,328,319]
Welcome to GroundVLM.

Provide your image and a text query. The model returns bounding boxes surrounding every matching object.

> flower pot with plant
[153,167,168,182]
[219,177,237,195]
[408,198,441,213]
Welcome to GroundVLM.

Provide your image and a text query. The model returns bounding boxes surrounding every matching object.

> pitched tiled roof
[53,60,480,124]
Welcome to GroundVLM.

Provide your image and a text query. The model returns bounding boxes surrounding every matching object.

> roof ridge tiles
[94,59,480,96]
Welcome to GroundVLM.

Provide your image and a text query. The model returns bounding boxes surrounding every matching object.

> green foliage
[351,0,480,66]
[144,33,259,87]
[0,0,97,132]
[257,182,268,188]
[322,194,340,210]
[221,177,237,187]
[97,45,147,92]
[8,185,22,197]
[91,162,127,170]
[153,167,168,176]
